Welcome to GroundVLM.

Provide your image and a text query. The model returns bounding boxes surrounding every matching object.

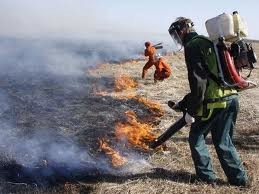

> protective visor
[168,27,183,51]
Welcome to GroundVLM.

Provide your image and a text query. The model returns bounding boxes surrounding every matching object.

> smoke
[0,125,91,167]
[0,1,170,183]
[0,38,143,76]
[0,36,150,178]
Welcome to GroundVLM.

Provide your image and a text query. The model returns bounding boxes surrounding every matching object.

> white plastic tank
[232,11,248,37]
[205,13,236,41]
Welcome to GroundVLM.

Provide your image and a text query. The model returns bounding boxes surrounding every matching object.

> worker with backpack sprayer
[151,12,257,187]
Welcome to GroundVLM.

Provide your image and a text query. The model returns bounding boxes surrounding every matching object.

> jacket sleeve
[181,44,208,117]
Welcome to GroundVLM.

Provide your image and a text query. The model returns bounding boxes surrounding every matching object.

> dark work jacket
[179,32,208,117]
[178,32,237,118]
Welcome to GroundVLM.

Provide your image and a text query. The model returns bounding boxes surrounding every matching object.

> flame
[115,110,157,150]
[133,96,164,116]
[114,74,138,92]
[92,74,138,98]
[92,73,163,116]
[98,138,128,167]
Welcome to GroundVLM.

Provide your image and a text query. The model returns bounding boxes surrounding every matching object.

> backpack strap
[207,70,224,86]
[190,35,223,87]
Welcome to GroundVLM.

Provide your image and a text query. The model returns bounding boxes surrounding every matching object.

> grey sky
[1,0,258,39]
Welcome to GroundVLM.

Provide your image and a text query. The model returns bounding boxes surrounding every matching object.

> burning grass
[98,108,167,168]
[99,109,165,167]
[92,71,164,116]
[98,138,128,168]
[115,110,157,150]
[114,74,138,92]
[92,66,166,166]
[133,96,164,116]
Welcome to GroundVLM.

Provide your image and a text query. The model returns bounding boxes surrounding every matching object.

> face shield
[168,23,183,51]
[169,29,183,51]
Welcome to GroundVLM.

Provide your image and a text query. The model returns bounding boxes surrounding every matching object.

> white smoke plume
[0,36,154,182]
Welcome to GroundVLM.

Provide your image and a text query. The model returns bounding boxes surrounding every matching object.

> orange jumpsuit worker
[142,41,156,79]
[154,56,171,82]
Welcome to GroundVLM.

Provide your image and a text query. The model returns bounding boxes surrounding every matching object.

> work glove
[184,112,195,125]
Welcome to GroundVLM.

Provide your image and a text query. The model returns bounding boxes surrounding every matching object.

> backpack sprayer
[206,11,257,90]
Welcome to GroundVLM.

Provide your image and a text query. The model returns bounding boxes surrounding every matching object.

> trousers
[189,97,248,185]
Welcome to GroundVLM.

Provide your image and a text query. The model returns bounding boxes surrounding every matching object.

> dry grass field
[82,42,259,194]
[0,41,258,194]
